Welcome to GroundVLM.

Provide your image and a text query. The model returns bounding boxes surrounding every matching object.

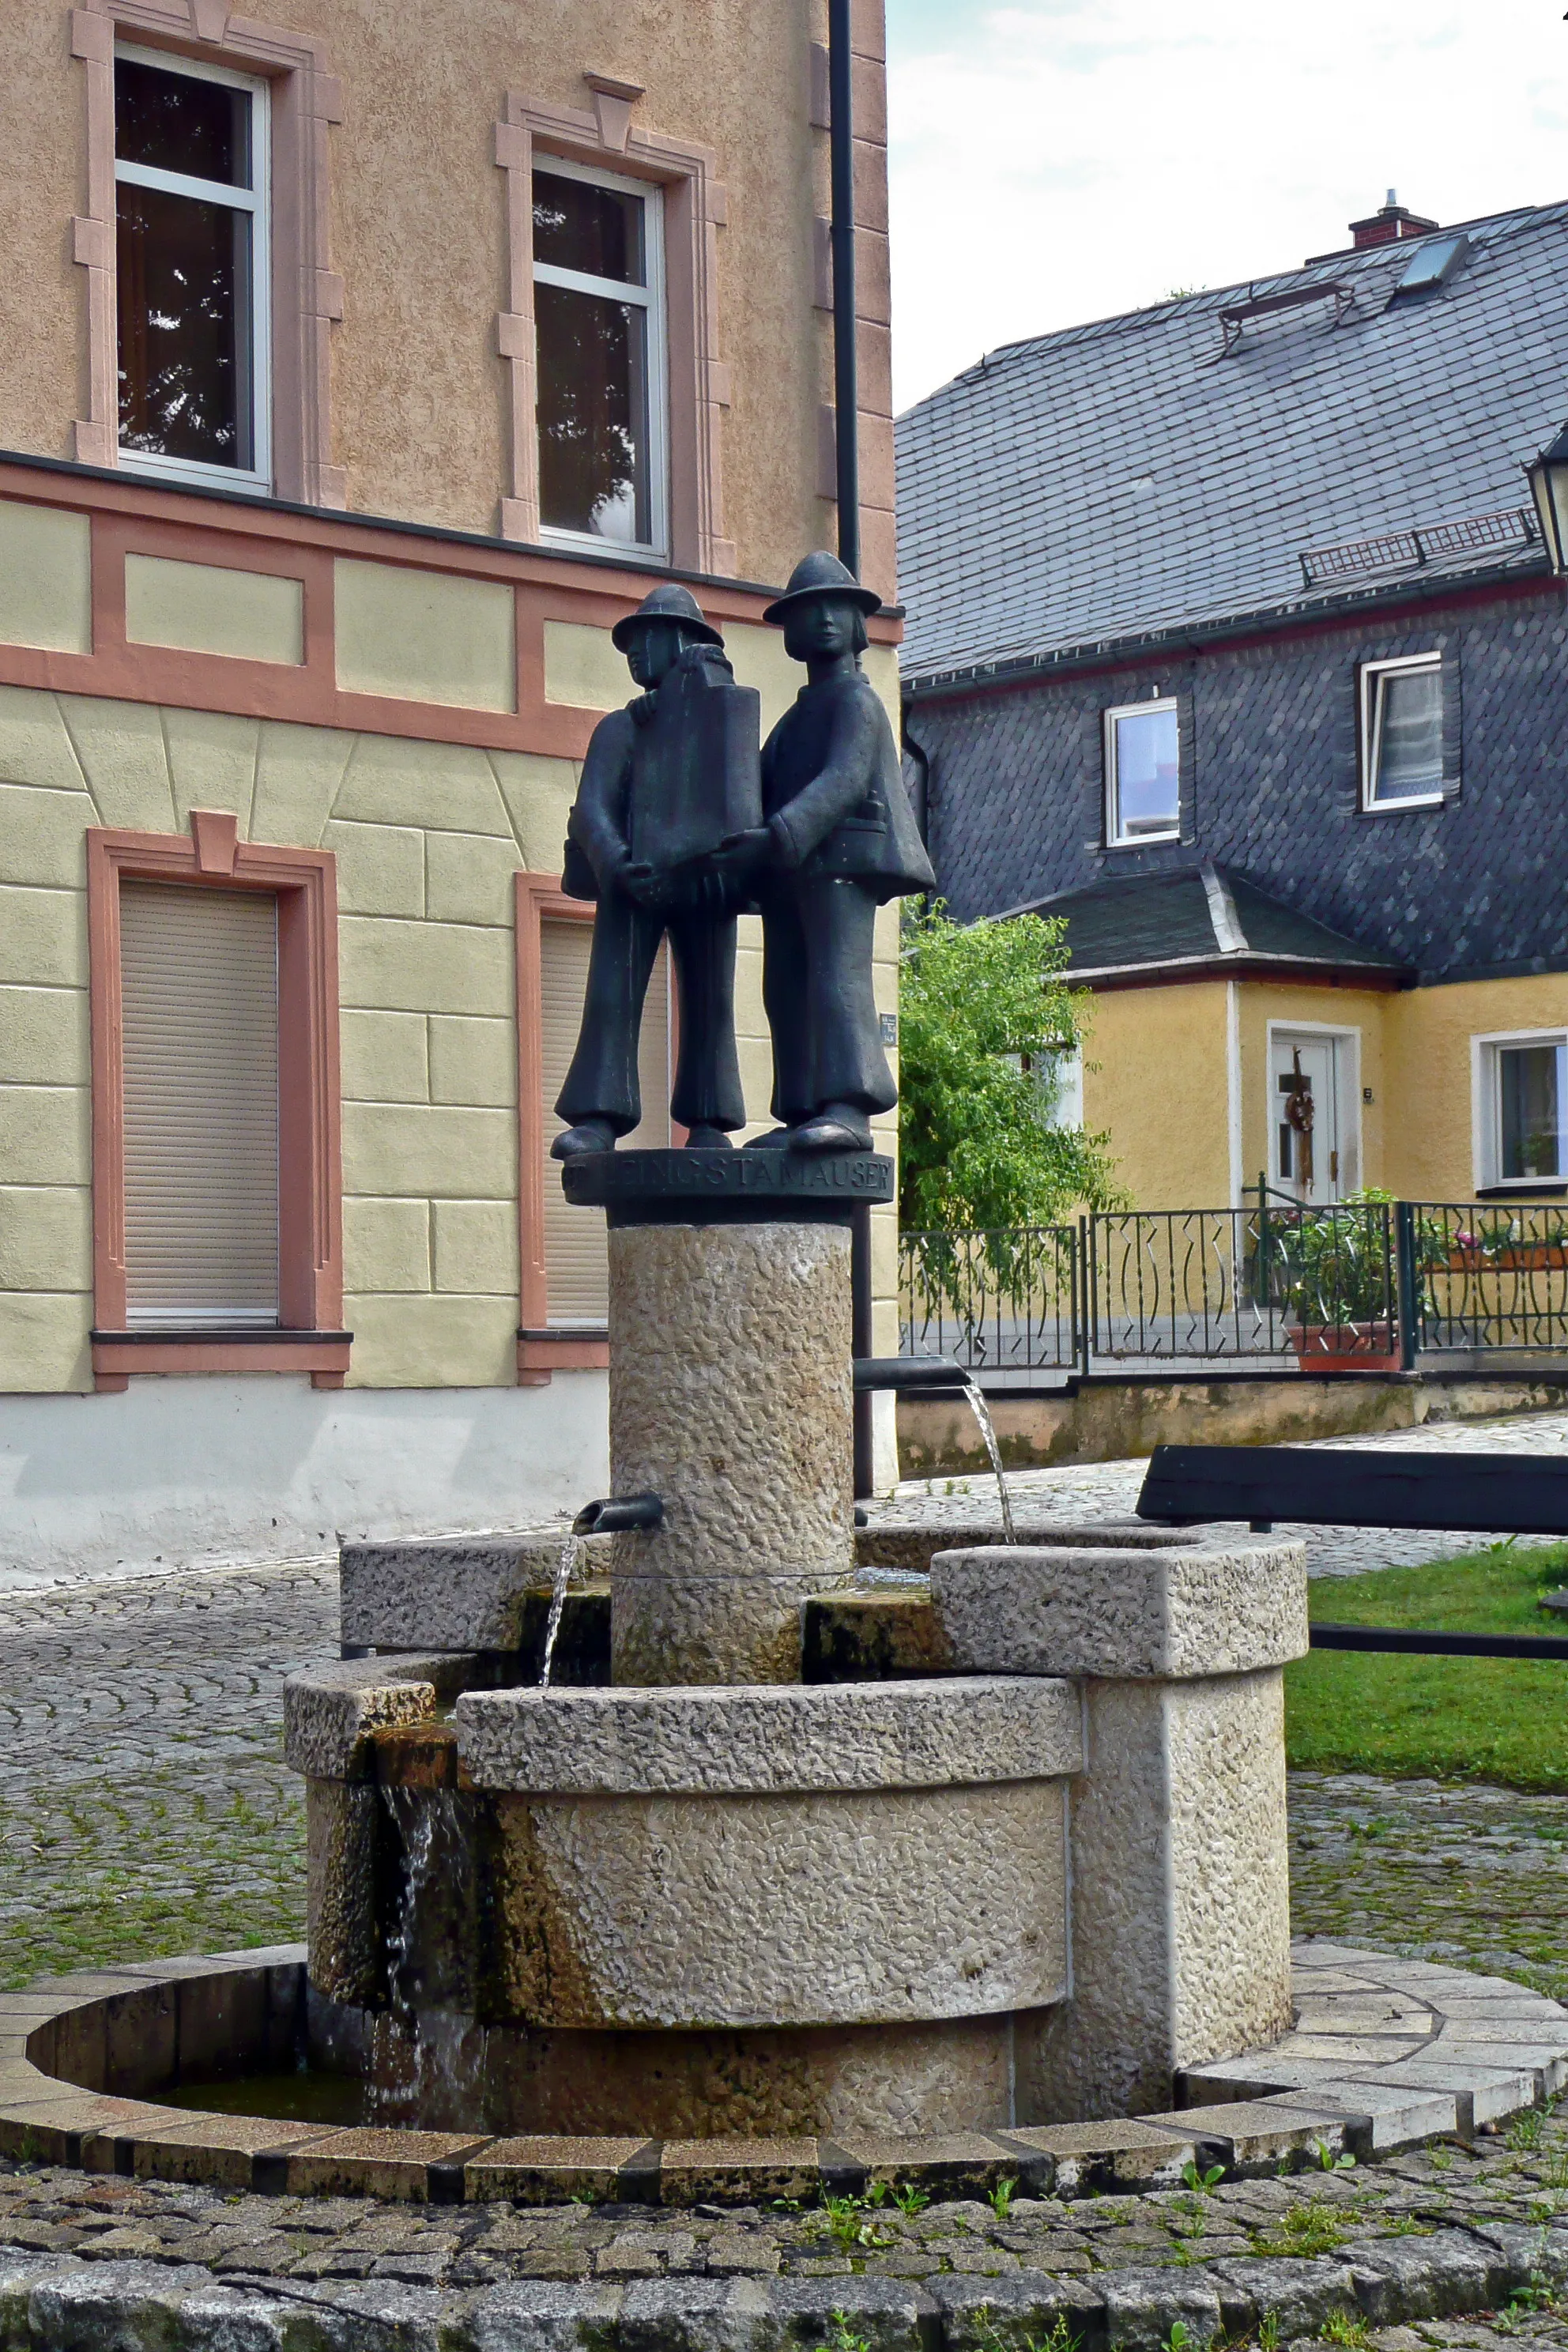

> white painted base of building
[0,1374,612,1587]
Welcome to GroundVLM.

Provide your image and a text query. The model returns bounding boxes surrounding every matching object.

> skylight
[1393,234,1469,296]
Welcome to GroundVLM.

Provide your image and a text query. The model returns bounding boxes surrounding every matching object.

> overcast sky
[887,0,1568,411]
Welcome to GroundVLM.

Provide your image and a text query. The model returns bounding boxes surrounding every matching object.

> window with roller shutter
[537,912,670,1326]
[119,880,281,1327]
[85,817,345,1390]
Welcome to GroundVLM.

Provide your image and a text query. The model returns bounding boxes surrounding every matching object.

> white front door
[1272,1031,1344,1203]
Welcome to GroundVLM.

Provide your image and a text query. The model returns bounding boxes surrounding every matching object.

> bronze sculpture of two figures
[552,552,934,1160]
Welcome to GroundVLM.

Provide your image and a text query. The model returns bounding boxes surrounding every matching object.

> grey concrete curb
[3,2218,1566,2350]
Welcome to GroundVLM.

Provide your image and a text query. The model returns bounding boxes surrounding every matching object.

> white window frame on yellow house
[1358,650,1445,812]
[1472,1026,1568,1192]
[1103,695,1180,846]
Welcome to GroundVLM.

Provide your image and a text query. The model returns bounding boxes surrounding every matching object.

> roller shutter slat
[539,918,669,1324]
[120,880,281,1329]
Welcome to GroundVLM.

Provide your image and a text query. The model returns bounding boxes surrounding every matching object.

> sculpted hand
[619,860,669,910]
[714,827,774,876]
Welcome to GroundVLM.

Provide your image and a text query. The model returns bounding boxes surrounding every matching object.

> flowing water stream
[959,1376,1017,1546]
[367,1785,486,2127]
[538,1528,581,1687]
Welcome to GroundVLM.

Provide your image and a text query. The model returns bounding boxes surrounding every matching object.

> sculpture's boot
[684,1124,735,1149]
[788,1102,873,1152]
[551,1117,618,1160]
[741,1126,794,1150]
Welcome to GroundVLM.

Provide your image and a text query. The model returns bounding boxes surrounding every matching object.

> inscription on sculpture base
[563,1146,894,1228]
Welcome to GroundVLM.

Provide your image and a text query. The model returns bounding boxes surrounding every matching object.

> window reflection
[1371,665,1442,802]
[535,283,648,543]
[533,172,644,286]
[114,53,259,477]
[115,56,250,187]
[117,183,250,466]
[1499,1044,1566,1181]
[1112,705,1180,839]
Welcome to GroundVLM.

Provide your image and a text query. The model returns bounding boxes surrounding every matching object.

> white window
[1477,1032,1568,1187]
[114,44,271,492]
[1360,654,1444,809]
[1104,699,1180,844]
[532,159,667,556]
[1035,1045,1084,1132]
[119,881,281,1328]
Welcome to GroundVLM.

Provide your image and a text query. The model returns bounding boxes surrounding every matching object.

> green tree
[898,900,1121,1257]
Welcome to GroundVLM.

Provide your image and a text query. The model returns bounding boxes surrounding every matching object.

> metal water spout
[572,1493,665,1534]
[852,1356,1016,1544]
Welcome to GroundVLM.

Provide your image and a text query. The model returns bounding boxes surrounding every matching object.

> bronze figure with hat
[712,551,934,1153]
[552,582,763,1158]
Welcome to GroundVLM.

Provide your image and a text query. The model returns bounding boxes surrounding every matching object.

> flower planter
[1287,1320,1399,1373]
[1444,1246,1568,1272]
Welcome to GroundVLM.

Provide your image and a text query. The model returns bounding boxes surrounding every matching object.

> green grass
[1285,1540,1568,1791]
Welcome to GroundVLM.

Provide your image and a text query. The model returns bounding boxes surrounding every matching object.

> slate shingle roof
[895,202,1568,688]
[1009,862,1413,986]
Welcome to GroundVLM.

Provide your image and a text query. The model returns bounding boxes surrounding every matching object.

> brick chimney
[1348,189,1438,249]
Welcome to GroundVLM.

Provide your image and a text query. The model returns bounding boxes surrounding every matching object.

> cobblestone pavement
[0,1563,333,1989]
[877,1406,1568,1578]
[1290,1777,1568,2005]
[6,2120,1568,2336]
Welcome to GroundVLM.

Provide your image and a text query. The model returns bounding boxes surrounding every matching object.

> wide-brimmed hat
[763,549,883,625]
[610,582,724,651]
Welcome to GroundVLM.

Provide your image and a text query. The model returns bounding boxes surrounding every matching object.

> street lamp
[1525,424,1568,572]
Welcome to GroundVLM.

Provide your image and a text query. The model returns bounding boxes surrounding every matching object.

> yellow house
[1054,865,1568,1213]
[0,0,903,1573]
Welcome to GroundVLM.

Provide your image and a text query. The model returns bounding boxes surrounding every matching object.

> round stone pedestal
[563,1148,892,1684]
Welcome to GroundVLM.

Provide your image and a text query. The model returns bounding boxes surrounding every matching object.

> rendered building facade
[0,0,902,1571]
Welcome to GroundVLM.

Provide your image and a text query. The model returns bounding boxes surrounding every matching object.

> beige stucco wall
[0,671,900,1395]
[0,0,846,590]
[125,556,306,667]
[1080,982,1231,1210]
[1381,973,1568,1200]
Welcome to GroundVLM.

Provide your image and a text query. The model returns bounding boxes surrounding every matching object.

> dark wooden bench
[1136,1442,1568,1660]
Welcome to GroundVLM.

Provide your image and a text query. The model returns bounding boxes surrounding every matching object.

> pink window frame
[496,85,733,575]
[70,0,345,506]
[87,810,346,1391]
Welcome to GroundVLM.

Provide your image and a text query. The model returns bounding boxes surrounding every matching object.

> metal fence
[1410,1202,1568,1355]
[899,1227,1080,1381]
[900,1198,1568,1381]
[1088,1200,1396,1366]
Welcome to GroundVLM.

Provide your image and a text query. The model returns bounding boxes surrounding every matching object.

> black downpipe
[830,0,876,1499]
[828,0,859,577]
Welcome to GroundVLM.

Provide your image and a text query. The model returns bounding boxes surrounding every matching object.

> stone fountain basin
[6,1940,1568,2205]
[289,1669,1080,2035]
[452,1677,1079,2030]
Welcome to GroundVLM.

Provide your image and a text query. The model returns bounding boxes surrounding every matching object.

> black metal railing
[1408,1202,1568,1354]
[899,1227,1080,1379]
[1087,1200,1396,1365]
[899,1197,1568,1381]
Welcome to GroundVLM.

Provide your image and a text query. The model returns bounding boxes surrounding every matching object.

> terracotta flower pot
[1287,1319,1399,1373]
